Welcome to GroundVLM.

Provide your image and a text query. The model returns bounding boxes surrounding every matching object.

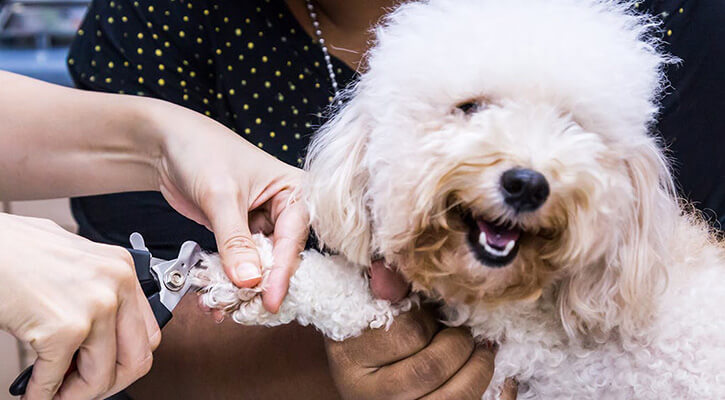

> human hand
[145,102,309,312]
[326,260,518,400]
[0,213,160,400]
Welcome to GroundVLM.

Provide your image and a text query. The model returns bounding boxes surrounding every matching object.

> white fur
[196,0,725,398]
[191,235,415,342]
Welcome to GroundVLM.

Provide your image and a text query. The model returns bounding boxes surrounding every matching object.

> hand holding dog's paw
[325,307,506,400]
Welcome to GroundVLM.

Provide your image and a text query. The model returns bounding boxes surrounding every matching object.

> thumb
[369,259,410,302]
[207,198,262,288]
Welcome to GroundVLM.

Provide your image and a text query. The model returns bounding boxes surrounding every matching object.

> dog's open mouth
[464,213,521,267]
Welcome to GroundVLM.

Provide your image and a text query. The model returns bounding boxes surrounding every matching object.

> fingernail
[235,263,262,286]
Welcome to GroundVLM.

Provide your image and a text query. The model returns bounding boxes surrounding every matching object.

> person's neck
[286,0,399,69]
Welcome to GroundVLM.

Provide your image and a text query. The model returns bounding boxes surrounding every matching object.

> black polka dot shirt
[68,0,356,167]
[66,0,356,256]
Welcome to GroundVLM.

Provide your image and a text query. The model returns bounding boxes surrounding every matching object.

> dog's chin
[463,212,523,268]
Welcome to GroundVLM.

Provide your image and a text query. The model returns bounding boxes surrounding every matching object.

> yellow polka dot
[251,67,257,74]
[108,17,114,23]
[147,5,154,12]
[227,65,233,71]
[146,22,152,28]
[243,104,249,110]
[124,61,130,67]
[197,37,203,44]
[294,133,301,139]
[152,33,158,40]
[179,31,185,38]
[137,48,143,54]
[282,144,288,151]
[303,45,308,51]
[257,143,264,148]
[183,15,189,22]
[253,93,259,99]
[270,131,276,138]
[274,70,281,77]
[105,77,112,83]
[679,7,684,13]
[229,89,235,95]
[315,83,321,88]
[180,80,187,87]
[216,93,222,99]
[163,24,169,31]
[155,49,163,56]
[298,74,305,80]
[264,81,271,88]
[667,29,672,36]
[225,41,231,48]
[91,60,97,67]
[138,77,144,84]
[255,118,262,124]
[68,58,75,65]
[247,42,254,49]
[245,18,250,23]
[241,80,247,85]
[78,29,84,36]
[244,128,251,134]
[187,3,193,9]
[158,64,165,70]
[137,65,143,70]
[223,17,229,23]
[281,120,287,126]
[205,111,211,116]
[258,31,264,37]
[164,41,170,48]
[177,66,183,73]
[108,61,115,68]
[183,94,189,100]
[89,76,96,82]
[203,9,209,15]
[190,71,196,77]
[262,56,268,62]
[216,49,222,55]
[122,16,128,22]
[137,33,144,39]
[203,98,209,104]
[235,28,242,36]
[94,45,101,51]
[238,55,245,61]
[158,78,165,86]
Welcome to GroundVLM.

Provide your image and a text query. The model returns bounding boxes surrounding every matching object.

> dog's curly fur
[195,0,725,398]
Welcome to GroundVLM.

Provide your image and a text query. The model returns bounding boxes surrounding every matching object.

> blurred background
[0,0,87,397]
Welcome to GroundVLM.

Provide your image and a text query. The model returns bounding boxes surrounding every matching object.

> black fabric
[640,0,725,226]
[67,0,725,258]
[67,0,356,257]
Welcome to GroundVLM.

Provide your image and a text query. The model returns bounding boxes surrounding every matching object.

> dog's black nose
[500,168,549,213]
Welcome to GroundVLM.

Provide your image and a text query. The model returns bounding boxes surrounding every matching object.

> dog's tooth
[479,232,487,247]
[503,239,516,255]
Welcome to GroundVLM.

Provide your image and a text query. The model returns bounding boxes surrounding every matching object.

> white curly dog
[192,0,725,398]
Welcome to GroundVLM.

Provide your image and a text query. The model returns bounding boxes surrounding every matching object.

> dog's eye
[456,101,483,115]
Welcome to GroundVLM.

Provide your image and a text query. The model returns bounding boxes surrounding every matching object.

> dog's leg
[190,234,414,341]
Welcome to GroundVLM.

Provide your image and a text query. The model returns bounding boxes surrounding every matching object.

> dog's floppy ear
[304,92,373,266]
[559,137,676,339]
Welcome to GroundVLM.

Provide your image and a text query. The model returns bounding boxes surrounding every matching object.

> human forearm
[0,71,162,200]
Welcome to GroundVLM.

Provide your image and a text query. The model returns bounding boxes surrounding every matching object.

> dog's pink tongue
[477,219,520,248]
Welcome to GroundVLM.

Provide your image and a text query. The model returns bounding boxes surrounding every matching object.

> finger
[372,327,475,399]
[325,307,439,367]
[369,260,410,302]
[206,196,262,287]
[500,377,519,400]
[100,289,154,398]
[24,346,77,400]
[134,280,161,350]
[55,307,118,400]
[262,201,308,313]
[419,344,497,400]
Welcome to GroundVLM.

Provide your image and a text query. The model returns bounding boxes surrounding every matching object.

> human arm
[0,70,308,306]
